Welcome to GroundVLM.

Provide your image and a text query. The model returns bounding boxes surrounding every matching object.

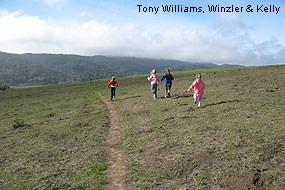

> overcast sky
[0,0,285,65]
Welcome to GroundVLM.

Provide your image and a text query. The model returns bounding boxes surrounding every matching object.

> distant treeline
[0,52,241,85]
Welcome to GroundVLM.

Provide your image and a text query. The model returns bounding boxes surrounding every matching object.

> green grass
[1,65,284,189]
[0,83,109,189]
[95,65,285,189]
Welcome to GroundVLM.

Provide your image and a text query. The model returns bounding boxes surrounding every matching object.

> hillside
[0,51,240,85]
[96,65,285,189]
[1,65,284,189]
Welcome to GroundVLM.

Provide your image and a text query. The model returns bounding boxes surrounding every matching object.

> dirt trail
[98,93,127,190]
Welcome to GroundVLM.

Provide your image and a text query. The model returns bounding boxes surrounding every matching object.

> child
[161,69,174,98]
[147,69,160,99]
[187,74,205,107]
[107,76,118,101]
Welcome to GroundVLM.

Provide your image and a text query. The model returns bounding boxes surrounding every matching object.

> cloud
[253,40,285,64]
[80,11,91,18]
[0,9,284,66]
[43,0,68,7]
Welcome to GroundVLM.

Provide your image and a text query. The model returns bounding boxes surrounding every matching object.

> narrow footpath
[98,93,127,190]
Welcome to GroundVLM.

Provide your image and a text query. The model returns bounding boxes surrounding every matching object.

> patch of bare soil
[13,119,32,129]
[175,151,214,178]
[136,125,154,134]
[98,93,127,190]
[227,169,265,190]
[260,142,282,162]
[184,107,195,112]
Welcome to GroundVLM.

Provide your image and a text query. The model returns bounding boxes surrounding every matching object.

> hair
[151,69,157,74]
[165,69,171,75]
[112,76,116,80]
[196,74,201,79]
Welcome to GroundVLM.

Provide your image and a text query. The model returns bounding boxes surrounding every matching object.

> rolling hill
[0,51,241,85]
[0,65,284,189]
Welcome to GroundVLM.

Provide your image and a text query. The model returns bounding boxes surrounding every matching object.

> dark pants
[165,83,172,96]
[165,83,172,91]
[151,84,158,96]
[111,87,116,98]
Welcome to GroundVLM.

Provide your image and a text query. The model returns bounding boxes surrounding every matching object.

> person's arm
[171,75,174,80]
[107,81,111,88]
[161,74,166,82]
[116,82,119,87]
[148,75,152,81]
[202,81,205,90]
[187,86,192,92]
[187,81,196,91]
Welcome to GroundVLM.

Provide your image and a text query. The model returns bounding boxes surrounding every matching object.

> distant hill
[0,51,241,85]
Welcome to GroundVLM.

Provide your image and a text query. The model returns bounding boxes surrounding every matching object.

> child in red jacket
[107,76,118,101]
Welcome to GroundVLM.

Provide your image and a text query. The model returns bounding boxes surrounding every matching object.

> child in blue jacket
[161,69,174,98]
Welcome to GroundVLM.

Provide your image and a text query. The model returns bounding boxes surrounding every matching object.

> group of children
[147,69,174,99]
[107,69,205,107]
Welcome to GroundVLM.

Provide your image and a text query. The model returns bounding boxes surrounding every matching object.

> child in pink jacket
[147,69,160,99]
[187,74,205,107]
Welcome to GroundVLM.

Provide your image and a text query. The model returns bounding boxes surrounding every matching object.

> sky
[0,0,285,65]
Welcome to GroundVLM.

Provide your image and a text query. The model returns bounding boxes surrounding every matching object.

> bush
[0,84,10,91]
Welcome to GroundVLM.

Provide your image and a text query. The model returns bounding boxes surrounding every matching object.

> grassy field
[0,83,109,189]
[96,65,285,189]
[1,65,284,189]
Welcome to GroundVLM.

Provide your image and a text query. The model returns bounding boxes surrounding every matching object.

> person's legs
[198,95,203,107]
[110,88,113,101]
[167,83,172,97]
[164,84,168,98]
[151,84,157,99]
[154,84,157,99]
[111,87,116,101]
[193,93,197,103]
[165,84,171,98]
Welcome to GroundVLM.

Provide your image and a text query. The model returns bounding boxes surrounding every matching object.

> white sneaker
[153,95,156,99]
[198,102,201,107]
